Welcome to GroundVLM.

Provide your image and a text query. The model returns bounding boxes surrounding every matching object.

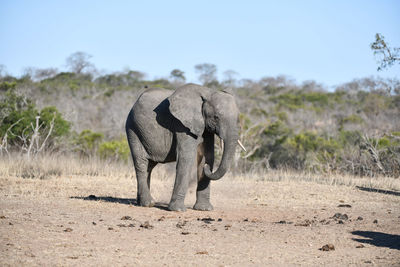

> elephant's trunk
[204,134,237,180]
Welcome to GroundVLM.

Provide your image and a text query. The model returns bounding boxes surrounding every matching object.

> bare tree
[22,115,55,158]
[21,67,35,80]
[194,63,217,85]
[222,70,239,87]
[302,80,326,92]
[66,51,95,74]
[34,68,58,80]
[126,70,145,81]
[22,67,58,81]
[371,33,400,71]
[361,134,386,175]
[0,114,56,158]
[0,118,23,157]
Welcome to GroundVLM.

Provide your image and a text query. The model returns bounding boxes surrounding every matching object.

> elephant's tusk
[219,137,224,151]
[237,140,247,152]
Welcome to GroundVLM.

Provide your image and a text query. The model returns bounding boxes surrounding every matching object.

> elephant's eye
[214,114,219,120]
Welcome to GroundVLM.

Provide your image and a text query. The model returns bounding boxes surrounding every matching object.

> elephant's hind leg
[135,158,156,207]
[146,160,157,189]
[127,127,156,207]
[126,128,156,207]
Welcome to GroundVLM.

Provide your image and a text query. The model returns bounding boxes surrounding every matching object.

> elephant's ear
[168,84,210,138]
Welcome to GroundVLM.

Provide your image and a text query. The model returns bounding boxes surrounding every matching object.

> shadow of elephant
[70,195,170,211]
[352,230,400,250]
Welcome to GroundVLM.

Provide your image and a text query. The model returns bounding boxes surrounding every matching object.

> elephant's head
[168,83,240,180]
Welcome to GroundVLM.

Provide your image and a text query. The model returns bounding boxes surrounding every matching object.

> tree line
[1,34,399,177]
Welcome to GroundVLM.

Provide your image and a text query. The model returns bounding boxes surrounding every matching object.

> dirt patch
[1,174,399,266]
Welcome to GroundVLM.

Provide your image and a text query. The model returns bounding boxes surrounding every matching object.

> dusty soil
[1,173,399,266]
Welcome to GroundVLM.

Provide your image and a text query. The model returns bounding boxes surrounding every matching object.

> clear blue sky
[1,0,399,88]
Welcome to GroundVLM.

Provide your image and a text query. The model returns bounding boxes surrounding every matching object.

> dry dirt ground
[1,171,399,266]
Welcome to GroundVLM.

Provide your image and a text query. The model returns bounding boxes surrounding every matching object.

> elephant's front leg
[168,135,197,211]
[194,133,214,211]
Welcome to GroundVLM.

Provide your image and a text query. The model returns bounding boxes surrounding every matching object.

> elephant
[125,83,243,211]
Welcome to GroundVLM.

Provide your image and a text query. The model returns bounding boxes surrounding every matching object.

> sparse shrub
[270,91,334,111]
[360,134,400,177]
[285,132,340,172]
[362,93,388,116]
[274,111,288,122]
[250,107,268,117]
[39,72,94,94]
[253,120,292,168]
[338,115,364,131]
[342,114,364,124]
[338,130,362,146]
[263,85,285,95]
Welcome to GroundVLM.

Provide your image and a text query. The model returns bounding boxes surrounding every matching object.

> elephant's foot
[168,200,186,212]
[193,201,214,211]
[138,195,155,207]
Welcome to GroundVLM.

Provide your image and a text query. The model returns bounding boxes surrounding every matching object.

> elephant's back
[135,88,172,110]
[131,87,172,127]
[128,88,176,162]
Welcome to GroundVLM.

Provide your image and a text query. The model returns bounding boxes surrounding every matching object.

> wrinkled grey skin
[125,83,240,211]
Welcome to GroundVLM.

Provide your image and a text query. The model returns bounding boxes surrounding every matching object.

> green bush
[269,91,345,112]
[303,92,329,106]
[144,79,173,89]
[239,113,252,130]
[39,107,71,138]
[0,81,17,91]
[253,120,292,164]
[270,93,304,110]
[376,134,400,149]
[338,130,361,146]
[263,85,285,95]
[94,71,145,90]
[342,114,364,124]
[98,138,130,162]
[39,72,94,94]
[362,93,388,115]
[73,130,104,156]
[0,88,70,149]
[286,132,339,165]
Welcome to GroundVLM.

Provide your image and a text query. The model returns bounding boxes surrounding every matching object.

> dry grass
[0,154,133,179]
[0,155,400,194]
[0,154,173,200]
[1,154,399,194]
[236,169,400,191]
